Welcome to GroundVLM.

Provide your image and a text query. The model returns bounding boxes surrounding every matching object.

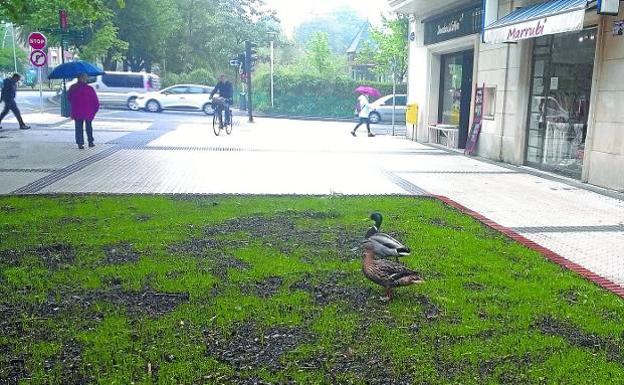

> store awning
[483,0,588,44]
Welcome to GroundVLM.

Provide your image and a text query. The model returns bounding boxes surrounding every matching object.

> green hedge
[252,72,406,118]
[160,68,216,88]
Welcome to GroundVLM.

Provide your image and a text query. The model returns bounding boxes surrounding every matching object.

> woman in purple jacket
[67,73,100,149]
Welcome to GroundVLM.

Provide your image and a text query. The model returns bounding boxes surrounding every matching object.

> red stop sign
[28,32,47,50]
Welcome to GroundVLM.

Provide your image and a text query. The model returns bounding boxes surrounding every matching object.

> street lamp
[267,31,277,109]
[0,21,18,73]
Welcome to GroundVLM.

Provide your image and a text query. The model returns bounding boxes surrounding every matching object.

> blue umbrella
[48,60,105,79]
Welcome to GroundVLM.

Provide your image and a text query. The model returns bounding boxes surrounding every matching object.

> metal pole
[60,35,69,117]
[10,23,17,73]
[270,40,274,108]
[2,26,8,48]
[392,70,396,136]
[245,40,254,123]
[38,67,43,113]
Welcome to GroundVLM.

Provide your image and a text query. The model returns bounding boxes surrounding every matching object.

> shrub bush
[252,71,406,118]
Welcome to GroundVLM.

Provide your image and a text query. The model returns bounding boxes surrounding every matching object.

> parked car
[66,71,160,110]
[135,84,215,115]
[368,94,407,124]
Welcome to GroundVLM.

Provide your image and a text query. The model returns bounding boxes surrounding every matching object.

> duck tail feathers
[397,247,411,256]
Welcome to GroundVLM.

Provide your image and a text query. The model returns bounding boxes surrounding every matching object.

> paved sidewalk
[1,116,623,292]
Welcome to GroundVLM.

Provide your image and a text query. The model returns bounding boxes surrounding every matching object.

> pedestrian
[67,73,99,149]
[0,73,30,130]
[351,93,374,137]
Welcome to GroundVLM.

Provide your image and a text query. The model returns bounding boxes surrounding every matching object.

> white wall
[406,16,429,141]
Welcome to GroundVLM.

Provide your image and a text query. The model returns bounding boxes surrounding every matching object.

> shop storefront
[483,0,598,179]
[420,2,482,149]
[393,0,624,190]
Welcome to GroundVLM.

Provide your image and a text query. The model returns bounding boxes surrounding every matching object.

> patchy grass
[1,195,623,384]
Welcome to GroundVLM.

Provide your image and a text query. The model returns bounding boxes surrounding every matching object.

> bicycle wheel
[212,110,221,136]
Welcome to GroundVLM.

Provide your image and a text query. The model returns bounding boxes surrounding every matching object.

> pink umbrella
[355,86,381,98]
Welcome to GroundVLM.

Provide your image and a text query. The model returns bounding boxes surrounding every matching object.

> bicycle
[212,97,233,136]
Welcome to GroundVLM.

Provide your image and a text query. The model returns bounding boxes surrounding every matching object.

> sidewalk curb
[434,194,624,299]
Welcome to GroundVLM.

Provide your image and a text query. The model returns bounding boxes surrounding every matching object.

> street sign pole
[38,66,43,113]
[28,33,48,115]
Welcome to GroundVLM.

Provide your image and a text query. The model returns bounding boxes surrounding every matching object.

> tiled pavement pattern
[1,116,623,292]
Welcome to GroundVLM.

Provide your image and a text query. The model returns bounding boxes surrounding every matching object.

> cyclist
[210,74,233,128]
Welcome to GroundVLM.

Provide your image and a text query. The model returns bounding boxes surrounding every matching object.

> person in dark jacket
[210,74,233,128]
[0,73,30,130]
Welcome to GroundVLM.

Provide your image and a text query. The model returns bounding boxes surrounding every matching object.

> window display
[525,28,596,178]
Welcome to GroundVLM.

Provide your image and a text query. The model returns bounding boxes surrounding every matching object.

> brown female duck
[361,240,423,301]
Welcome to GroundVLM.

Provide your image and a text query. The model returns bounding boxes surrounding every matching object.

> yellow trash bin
[406,103,419,125]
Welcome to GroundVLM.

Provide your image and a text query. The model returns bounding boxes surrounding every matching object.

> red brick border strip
[433,195,624,299]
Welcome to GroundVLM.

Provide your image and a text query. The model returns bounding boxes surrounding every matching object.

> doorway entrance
[525,29,597,178]
[438,50,474,149]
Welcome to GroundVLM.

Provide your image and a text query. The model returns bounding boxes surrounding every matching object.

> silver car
[368,94,407,124]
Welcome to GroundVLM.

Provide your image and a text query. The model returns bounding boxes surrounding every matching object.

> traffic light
[243,41,256,123]
[244,41,257,73]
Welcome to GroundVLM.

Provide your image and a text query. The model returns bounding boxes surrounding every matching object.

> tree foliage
[0,47,27,73]
[1,0,279,76]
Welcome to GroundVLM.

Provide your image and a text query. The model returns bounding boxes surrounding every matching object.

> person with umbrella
[49,61,103,149]
[351,86,379,137]
[67,73,100,149]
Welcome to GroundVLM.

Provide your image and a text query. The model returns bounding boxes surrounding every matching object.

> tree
[359,15,409,82]
[161,0,278,74]
[102,0,174,71]
[0,0,127,65]
[0,0,124,27]
[0,47,27,73]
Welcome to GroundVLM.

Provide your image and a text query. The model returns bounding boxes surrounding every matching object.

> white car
[135,84,215,115]
[368,94,407,124]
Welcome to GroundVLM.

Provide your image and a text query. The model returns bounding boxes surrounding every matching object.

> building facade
[391,0,624,191]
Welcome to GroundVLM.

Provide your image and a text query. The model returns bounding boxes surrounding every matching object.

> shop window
[483,87,496,120]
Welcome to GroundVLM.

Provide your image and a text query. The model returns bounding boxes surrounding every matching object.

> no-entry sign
[30,50,47,67]
[28,32,47,50]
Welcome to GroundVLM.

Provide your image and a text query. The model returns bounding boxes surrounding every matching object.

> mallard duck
[365,212,411,262]
[361,240,423,301]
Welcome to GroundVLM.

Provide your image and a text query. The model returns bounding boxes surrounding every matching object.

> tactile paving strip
[381,169,429,195]
[11,147,121,194]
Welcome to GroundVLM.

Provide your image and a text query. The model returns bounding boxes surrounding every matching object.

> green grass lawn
[1,195,623,385]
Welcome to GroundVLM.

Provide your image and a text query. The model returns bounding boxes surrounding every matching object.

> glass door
[439,50,474,149]
[526,29,597,178]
